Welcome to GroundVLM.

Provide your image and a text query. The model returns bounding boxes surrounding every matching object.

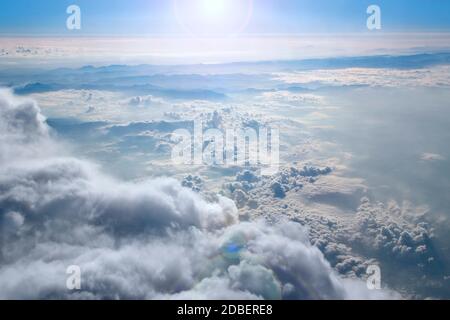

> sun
[201,0,227,18]
[174,0,253,36]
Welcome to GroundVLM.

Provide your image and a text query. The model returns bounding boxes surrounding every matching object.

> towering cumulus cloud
[0,90,397,299]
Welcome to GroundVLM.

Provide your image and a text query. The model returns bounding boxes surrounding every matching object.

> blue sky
[0,0,450,35]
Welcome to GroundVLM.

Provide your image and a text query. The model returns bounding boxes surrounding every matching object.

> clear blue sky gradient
[0,0,450,35]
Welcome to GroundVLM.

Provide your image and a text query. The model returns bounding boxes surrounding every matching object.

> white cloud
[421,153,446,162]
[224,161,444,298]
[0,90,398,299]
[30,90,168,122]
[274,66,450,88]
[260,91,325,105]
[1,34,450,66]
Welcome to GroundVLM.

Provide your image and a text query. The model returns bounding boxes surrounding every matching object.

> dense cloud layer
[228,160,448,297]
[0,91,396,299]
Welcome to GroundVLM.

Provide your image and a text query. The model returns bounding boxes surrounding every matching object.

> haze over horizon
[1,0,449,300]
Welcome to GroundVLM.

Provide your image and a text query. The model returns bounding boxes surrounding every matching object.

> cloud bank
[0,90,396,299]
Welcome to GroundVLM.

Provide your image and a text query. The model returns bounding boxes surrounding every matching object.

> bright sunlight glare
[174,0,253,36]
[201,0,228,17]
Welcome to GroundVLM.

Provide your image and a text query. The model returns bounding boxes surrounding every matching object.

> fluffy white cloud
[30,90,167,122]
[274,66,450,88]
[260,91,325,106]
[2,35,450,66]
[420,153,446,162]
[0,90,397,299]
[225,159,447,299]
